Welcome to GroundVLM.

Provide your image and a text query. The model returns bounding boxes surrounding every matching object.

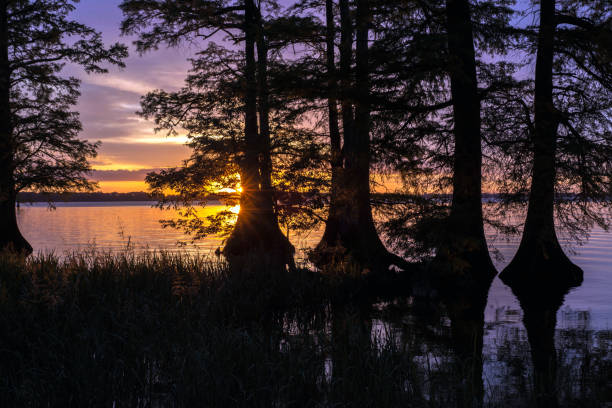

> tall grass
[0,251,609,407]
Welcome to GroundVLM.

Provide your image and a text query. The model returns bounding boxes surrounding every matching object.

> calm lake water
[15,201,612,404]
[16,201,612,330]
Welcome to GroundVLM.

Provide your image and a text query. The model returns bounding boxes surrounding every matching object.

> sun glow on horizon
[92,164,152,171]
[96,181,149,193]
[216,183,242,194]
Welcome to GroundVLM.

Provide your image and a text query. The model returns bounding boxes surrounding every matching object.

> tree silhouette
[500,0,611,284]
[428,0,496,278]
[122,0,327,268]
[284,0,413,273]
[0,0,127,253]
[371,0,515,275]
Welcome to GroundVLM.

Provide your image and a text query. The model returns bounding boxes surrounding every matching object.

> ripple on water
[17,202,612,329]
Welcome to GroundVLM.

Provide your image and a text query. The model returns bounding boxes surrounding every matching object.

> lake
[15,201,612,404]
[16,201,612,328]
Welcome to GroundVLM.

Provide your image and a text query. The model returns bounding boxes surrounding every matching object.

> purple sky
[69,0,195,190]
[70,0,535,191]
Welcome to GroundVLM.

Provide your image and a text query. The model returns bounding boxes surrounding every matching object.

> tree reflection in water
[441,274,495,408]
[502,271,582,408]
[319,271,609,407]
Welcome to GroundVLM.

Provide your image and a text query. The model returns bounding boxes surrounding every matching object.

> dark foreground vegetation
[1,251,609,407]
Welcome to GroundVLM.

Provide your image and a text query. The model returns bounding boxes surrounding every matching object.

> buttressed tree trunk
[434,0,494,278]
[314,0,408,273]
[224,0,295,270]
[501,0,582,285]
[0,1,32,254]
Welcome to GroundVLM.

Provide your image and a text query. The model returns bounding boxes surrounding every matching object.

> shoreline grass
[0,251,609,407]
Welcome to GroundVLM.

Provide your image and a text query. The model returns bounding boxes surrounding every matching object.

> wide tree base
[0,200,33,256]
[500,242,583,288]
[223,220,296,272]
[429,244,497,290]
[0,237,33,256]
[311,235,413,276]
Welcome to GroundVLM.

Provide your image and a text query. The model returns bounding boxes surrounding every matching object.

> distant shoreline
[17,192,156,203]
[16,191,611,204]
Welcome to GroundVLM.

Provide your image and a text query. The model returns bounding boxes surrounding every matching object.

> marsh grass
[0,251,609,407]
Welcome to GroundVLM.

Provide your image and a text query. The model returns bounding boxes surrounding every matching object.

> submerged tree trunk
[433,0,493,278]
[313,0,407,273]
[0,2,31,254]
[224,0,295,270]
[501,0,581,285]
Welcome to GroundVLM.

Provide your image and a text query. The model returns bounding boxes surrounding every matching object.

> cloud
[93,142,191,170]
[90,168,161,182]
[84,75,159,96]
[77,80,189,146]
[63,1,200,172]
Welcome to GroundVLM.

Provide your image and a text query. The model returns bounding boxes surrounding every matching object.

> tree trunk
[0,1,31,254]
[434,0,493,278]
[500,0,582,284]
[313,0,409,273]
[254,12,295,270]
[224,0,295,270]
[318,0,343,248]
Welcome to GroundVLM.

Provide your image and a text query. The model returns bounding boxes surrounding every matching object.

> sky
[70,0,535,193]
[68,0,194,192]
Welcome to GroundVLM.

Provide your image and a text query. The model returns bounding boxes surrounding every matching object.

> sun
[216,182,242,194]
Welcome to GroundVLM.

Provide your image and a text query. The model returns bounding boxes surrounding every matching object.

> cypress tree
[0,0,126,253]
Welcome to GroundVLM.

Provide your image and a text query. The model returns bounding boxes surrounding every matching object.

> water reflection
[502,271,583,408]
[442,275,494,408]
[330,303,373,388]
[322,275,495,407]
[308,271,609,406]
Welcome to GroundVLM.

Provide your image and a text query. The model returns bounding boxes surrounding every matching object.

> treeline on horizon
[0,0,611,283]
[15,191,612,203]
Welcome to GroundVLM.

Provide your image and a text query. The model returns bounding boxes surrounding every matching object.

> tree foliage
[0,0,127,252]
[122,0,327,262]
[5,0,127,193]
[120,0,610,272]
[486,0,612,242]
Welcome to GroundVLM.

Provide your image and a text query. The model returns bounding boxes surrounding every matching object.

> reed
[0,251,608,407]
